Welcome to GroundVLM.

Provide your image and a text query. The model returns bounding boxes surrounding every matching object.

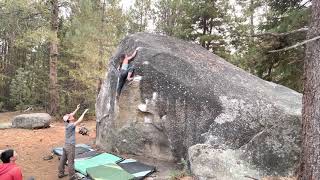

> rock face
[12,113,51,129]
[96,33,302,179]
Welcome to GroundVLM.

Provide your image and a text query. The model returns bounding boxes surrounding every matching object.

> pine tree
[127,0,152,33]
[49,0,59,115]
[299,0,320,179]
[153,0,183,36]
[0,0,50,110]
[229,0,309,92]
[58,0,127,112]
[0,0,127,112]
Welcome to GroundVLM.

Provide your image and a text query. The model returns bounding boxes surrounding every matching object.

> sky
[120,0,134,10]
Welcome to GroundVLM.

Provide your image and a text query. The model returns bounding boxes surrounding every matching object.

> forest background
[0,0,311,115]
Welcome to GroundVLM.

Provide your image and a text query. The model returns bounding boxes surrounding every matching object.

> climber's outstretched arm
[127,50,137,62]
[127,47,142,62]
[70,104,80,116]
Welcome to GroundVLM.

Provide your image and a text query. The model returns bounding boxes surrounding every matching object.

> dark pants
[117,69,130,96]
[58,144,75,180]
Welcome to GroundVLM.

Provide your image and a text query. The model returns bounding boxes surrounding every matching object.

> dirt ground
[0,117,96,180]
[0,112,180,180]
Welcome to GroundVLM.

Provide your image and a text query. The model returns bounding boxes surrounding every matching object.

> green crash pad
[75,153,123,175]
[87,163,135,180]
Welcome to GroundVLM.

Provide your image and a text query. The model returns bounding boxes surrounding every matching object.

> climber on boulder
[116,47,141,99]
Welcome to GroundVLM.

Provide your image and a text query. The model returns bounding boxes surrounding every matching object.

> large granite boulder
[96,33,302,179]
[12,113,51,129]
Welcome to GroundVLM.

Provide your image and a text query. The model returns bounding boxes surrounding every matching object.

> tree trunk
[201,17,207,48]
[249,0,254,45]
[97,0,106,95]
[140,8,143,32]
[298,0,320,179]
[49,0,59,115]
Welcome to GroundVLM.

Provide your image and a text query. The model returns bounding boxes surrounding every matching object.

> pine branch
[298,0,312,9]
[244,175,258,180]
[253,27,308,37]
[22,12,42,20]
[268,35,320,53]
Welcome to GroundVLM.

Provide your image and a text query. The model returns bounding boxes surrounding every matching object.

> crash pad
[75,172,92,180]
[75,150,100,160]
[87,163,135,180]
[118,159,156,180]
[52,144,92,156]
[75,153,123,175]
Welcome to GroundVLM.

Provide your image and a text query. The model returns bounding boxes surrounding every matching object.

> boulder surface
[12,113,51,129]
[96,33,302,179]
